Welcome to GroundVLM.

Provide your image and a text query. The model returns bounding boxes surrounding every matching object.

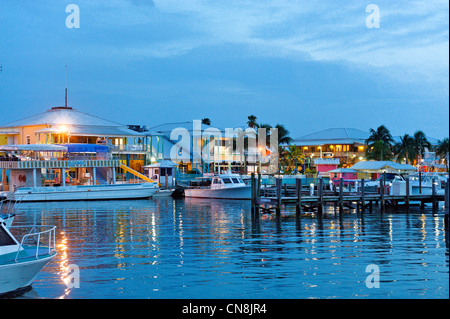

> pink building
[314,158,340,176]
[329,168,358,186]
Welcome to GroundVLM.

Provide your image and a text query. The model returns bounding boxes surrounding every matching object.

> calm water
[9,198,449,299]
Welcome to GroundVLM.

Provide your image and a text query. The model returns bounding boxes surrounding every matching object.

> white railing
[0,159,120,169]
[110,145,146,152]
[10,225,57,262]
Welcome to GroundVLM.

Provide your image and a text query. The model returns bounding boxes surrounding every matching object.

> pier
[250,173,449,219]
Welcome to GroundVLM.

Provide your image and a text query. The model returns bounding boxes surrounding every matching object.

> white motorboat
[152,189,175,198]
[408,172,445,196]
[0,218,56,297]
[184,173,251,200]
[364,173,405,188]
[12,182,159,202]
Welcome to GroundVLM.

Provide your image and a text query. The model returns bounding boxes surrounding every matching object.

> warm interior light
[59,125,68,133]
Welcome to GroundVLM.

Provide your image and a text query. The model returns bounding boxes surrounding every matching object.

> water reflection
[11,199,449,299]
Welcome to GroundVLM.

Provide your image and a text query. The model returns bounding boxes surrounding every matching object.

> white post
[62,168,66,186]
[33,168,37,188]
[93,167,97,185]
[112,167,116,184]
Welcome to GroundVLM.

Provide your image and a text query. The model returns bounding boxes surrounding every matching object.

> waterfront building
[314,158,340,177]
[328,168,358,186]
[294,128,369,169]
[146,121,262,174]
[0,106,150,175]
[349,160,416,180]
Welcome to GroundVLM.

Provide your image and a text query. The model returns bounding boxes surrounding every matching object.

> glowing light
[59,125,68,133]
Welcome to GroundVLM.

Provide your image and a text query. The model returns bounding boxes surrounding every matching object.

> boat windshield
[0,225,16,247]
[231,178,240,184]
[222,178,232,184]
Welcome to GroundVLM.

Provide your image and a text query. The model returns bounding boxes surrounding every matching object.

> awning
[143,160,178,168]
[63,144,109,153]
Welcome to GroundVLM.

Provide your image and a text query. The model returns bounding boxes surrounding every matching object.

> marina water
[10,198,449,299]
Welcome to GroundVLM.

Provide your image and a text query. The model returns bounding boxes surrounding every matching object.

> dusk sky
[0,0,448,139]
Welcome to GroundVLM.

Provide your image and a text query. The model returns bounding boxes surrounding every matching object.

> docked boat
[0,217,56,297]
[408,172,445,196]
[152,189,175,198]
[184,173,251,200]
[0,144,159,202]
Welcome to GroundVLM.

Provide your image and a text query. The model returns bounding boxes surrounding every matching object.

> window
[222,178,232,184]
[26,135,31,145]
[0,226,16,246]
[213,179,221,184]
[231,178,239,183]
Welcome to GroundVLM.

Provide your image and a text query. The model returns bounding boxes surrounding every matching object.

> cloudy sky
[0,0,448,139]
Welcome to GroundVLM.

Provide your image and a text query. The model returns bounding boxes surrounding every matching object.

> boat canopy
[63,144,109,153]
[0,144,68,152]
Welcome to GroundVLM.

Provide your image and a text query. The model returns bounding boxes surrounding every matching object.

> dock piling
[295,178,302,215]
[406,177,410,209]
[276,178,282,216]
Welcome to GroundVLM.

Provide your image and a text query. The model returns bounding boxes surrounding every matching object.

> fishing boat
[0,144,159,202]
[408,172,445,196]
[184,173,251,200]
[0,217,56,297]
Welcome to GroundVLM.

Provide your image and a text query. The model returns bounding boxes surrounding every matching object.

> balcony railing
[0,159,121,169]
[110,144,147,152]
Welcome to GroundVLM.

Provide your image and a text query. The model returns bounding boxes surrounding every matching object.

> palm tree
[201,118,211,126]
[435,137,449,157]
[413,130,431,163]
[365,125,394,161]
[394,134,416,164]
[284,145,304,174]
[435,137,449,171]
[366,125,394,145]
[274,124,293,145]
[366,140,393,161]
[247,115,257,128]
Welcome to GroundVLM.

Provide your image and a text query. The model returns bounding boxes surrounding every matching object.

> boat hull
[184,185,251,200]
[0,253,56,296]
[152,189,174,198]
[12,183,159,202]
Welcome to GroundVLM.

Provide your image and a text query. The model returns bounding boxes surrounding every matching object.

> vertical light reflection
[420,214,427,242]
[433,215,440,247]
[57,231,71,299]
[388,217,393,244]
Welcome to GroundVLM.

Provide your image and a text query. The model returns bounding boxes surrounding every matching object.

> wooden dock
[250,174,449,224]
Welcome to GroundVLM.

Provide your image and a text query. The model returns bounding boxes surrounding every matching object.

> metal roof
[294,128,370,145]
[313,158,340,165]
[350,161,416,172]
[329,168,358,173]
[1,107,125,128]
[34,125,144,137]
[149,121,225,134]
